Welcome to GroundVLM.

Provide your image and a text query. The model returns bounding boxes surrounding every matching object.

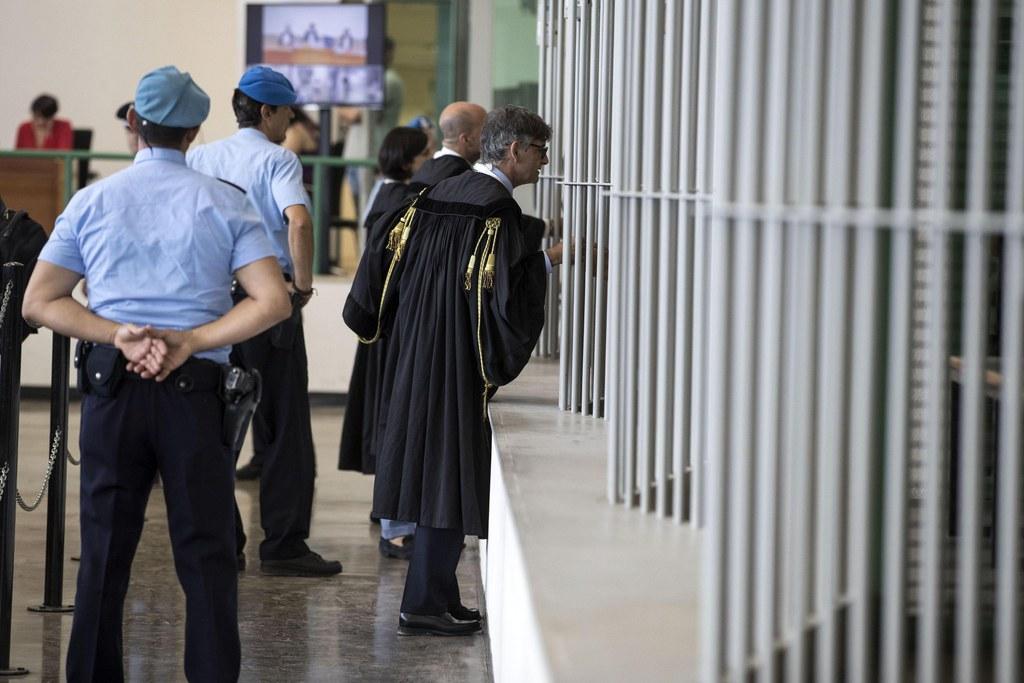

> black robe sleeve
[467,208,549,387]
[343,203,409,341]
[520,214,547,252]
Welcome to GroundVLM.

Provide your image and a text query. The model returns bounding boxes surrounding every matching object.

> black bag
[0,196,48,342]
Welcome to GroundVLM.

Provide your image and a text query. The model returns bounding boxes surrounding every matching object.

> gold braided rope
[474,217,502,420]
[358,200,420,345]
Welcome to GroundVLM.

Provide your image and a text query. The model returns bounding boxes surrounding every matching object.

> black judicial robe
[411,154,547,253]
[343,171,548,537]
[338,181,419,474]
[410,153,471,187]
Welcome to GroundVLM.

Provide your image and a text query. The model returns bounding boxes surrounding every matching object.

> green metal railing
[0,149,375,274]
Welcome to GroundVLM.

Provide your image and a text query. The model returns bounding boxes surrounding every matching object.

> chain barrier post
[0,263,29,676]
[28,333,73,614]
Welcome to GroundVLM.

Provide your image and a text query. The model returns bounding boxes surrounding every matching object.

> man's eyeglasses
[528,142,549,157]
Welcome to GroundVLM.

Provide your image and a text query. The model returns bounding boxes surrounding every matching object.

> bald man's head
[438,102,487,163]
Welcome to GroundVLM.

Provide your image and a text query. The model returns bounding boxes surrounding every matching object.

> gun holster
[220,366,262,453]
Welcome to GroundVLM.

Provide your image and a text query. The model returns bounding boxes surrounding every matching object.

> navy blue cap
[134,66,210,127]
[238,66,297,106]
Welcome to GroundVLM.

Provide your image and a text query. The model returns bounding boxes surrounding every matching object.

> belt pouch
[84,345,126,397]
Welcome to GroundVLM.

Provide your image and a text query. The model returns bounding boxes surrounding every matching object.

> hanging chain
[0,278,13,332]
[0,462,7,505]
[15,427,61,512]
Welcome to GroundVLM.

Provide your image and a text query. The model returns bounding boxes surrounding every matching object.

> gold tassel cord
[481,217,501,290]
[474,217,502,420]
[464,222,490,291]
[359,198,423,344]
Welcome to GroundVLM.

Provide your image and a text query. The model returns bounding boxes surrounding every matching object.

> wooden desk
[0,157,64,234]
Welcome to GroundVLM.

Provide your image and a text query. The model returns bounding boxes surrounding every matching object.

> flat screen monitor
[245,3,387,107]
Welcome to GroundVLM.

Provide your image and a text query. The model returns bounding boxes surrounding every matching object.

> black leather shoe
[449,604,481,622]
[235,461,261,481]
[237,553,246,571]
[398,612,482,636]
[261,551,342,577]
[378,535,414,560]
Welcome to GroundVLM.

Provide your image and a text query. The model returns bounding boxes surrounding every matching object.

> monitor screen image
[246,3,386,107]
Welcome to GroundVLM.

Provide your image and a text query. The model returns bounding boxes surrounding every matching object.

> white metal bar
[787,0,826,679]
[880,5,921,681]
[845,1,888,681]
[917,7,956,680]
[579,0,600,417]
[671,0,700,524]
[753,0,793,678]
[636,0,661,512]
[996,236,1024,683]
[568,0,588,414]
[816,0,856,677]
[558,0,576,412]
[703,0,733,676]
[591,0,613,420]
[690,0,716,529]
[725,0,766,675]
[996,3,1024,681]
[654,0,682,519]
[606,0,627,505]
[956,3,997,681]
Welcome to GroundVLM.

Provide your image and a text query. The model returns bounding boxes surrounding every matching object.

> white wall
[2,0,244,169]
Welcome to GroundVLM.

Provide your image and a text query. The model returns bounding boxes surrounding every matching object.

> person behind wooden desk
[339,125,431,560]
[345,105,563,636]
[15,94,73,150]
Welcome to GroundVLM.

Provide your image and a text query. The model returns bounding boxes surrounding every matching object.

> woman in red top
[15,94,73,149]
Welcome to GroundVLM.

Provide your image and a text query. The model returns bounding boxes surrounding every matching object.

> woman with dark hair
[340,125,430,560]
[16,94,73,149]
[363,126,431,228]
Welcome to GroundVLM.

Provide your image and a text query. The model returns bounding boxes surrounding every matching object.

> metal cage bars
[536,0,1024,680]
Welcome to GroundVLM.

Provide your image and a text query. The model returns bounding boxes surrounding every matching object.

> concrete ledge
[481,359,702,682]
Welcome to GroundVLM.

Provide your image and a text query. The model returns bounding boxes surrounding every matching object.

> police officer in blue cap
[22,65,291,682]
[189,66,341,576]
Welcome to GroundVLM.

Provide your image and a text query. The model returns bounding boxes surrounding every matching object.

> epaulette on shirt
[216,178,247,195]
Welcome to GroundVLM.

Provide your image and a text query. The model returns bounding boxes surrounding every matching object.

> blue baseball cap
[134,66,210,128]
[238,66,297,106]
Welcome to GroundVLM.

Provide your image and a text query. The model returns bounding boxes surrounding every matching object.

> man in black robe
[412,101,547,252]
[410,101,485,186]
[344,105,563,636]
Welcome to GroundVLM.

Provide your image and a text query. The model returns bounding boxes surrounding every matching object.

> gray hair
[479,106,551,164]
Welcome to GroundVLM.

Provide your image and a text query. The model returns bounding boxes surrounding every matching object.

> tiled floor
[7,399,491,682]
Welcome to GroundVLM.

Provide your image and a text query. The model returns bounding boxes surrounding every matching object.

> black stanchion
[28,333,73,614]
[0,263,29,676]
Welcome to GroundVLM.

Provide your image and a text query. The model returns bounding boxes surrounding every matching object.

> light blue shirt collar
[134,146,187,165]
[473,162,513,195]
[237,127,270,143]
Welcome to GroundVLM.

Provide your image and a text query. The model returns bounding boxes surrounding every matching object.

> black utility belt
[75,342,220,398]
[75,342,262,453]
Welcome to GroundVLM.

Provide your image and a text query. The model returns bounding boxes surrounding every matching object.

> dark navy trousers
[68,380,239,683]
[231,313,316,561]
[400,526,465,615]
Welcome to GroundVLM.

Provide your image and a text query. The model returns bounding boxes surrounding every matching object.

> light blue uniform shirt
[187,128,310,274]
[38,147,276,364]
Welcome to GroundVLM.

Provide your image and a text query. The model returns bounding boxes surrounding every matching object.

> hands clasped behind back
[118,324,195,381]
